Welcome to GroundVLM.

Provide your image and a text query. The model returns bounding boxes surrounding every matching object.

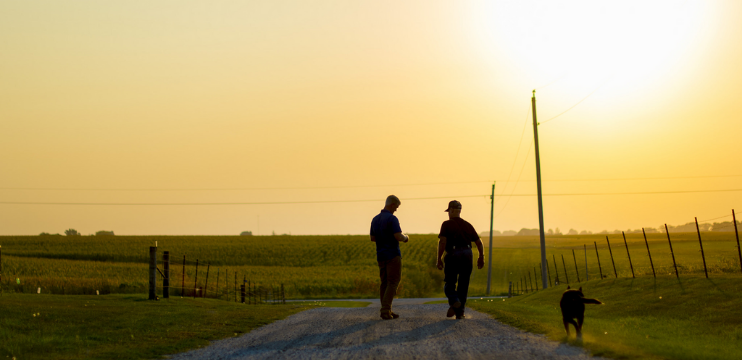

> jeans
[378,256,402,315]
[444,249,473,315]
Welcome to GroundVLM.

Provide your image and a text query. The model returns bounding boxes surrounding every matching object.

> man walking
[436,200,484,319]
[370,195,409,320]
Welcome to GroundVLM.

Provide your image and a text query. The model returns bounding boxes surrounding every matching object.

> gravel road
[168,302,605,360]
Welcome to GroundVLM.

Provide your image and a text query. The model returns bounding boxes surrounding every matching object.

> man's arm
[474,237,485,269]
[370,235,376,242]
[436,236,446,270]
[394,232,409,243]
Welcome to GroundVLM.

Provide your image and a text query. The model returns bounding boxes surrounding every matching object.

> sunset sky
[1,0,741,236]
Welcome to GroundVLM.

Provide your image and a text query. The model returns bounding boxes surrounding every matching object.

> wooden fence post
[665,224,679,278]
[561,254,570,284]
[606,237,618,278]
[594,242,603,279]
[204,263,210,298]
[622,232,635,278]
[642,229,656,278]
[149,246,157,300]
[553,254,560,285]
[163,251,170,298]
[734,210,742,274]
[572,249,581,282]
[193,259,199,299]
[695,217,709,278]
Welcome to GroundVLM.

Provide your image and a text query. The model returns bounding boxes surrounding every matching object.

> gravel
[168,303,606,360]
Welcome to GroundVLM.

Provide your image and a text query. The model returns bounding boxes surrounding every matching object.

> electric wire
[539,77,611,125]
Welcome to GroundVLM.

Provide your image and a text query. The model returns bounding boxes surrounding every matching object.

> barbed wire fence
[508,211,742,297]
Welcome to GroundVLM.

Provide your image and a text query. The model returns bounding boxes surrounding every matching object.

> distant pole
[594,242,603,279]
[572,249,581,283]
[642,229,656,278]
[149,247,157,300]
[532,90,548,290]
[486,182,495,295]
[622,232,635,278]
[733,210,742,274]
[665,224,679,278]
[606,237,617,278]
[695,217,708,278]
[163,251,170,298]
[584,244,588,281]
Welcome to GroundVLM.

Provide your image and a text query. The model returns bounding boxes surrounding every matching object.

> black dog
[559,286,603,340]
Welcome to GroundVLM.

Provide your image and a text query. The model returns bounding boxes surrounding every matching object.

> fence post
[552,255,560,285]
[734,210,742,274]
[665,224,679,278]
[240,284,246,303]
[534,266,539,291]
[572,249,581,282]
[642,228,656,278]
[606,237,618,278]
[528,270,534,292]
[149,246,157,300]
[594,242,603,279]
[545,259,552,286]
[584,244,588,281]
[234,272,237,302]
[163,251,170,298]
[561,254,570,284]
[695,217,709,278]
[205,263,210,298]
[181,255,186,297]
[193,260,199,299]
[622,232,635,278]
[508,281,512,298]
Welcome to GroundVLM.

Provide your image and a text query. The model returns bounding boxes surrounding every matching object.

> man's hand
[403,234,409,243]
[436,259,444,270]
[477,256,485,269]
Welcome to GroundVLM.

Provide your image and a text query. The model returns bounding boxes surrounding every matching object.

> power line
[2,174,741,192]
[539,76,612,125]
[4,189,741,206]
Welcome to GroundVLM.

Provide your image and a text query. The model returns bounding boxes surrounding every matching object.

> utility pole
[532,90,548,289]
[486,182,495,295]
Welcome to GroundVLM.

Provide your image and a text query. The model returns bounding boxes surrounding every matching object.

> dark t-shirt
[370,209,403,262]
[438,217,479,253]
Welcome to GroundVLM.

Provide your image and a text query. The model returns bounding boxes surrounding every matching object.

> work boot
[446,307,456,318]
[380,312,395,320]
[455,313,466,320]
[391,312,400,319]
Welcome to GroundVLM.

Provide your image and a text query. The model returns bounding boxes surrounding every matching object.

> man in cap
[436,200,485,319]
[370,195,409,320]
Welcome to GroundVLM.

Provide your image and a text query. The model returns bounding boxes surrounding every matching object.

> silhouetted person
[370,195,409,320]
[436,200,484,319]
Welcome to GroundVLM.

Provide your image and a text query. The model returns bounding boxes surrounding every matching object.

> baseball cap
[444,200,462,212]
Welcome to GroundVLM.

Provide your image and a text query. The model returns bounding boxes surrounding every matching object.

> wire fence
[507,212,742,296]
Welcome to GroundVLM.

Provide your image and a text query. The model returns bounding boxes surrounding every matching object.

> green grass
[0,293,311,360]
[467,276,742,360]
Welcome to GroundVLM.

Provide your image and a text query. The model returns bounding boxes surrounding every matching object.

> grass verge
[467,276,742,360]
[0,294,311,360]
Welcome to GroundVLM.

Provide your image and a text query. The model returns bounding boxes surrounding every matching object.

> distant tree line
[479,220,742,237]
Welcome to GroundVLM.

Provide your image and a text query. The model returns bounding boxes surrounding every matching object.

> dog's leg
[563,318,570,336]
[576,315,584,340]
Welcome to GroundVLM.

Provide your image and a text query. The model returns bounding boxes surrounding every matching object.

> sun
[469,0,709,98]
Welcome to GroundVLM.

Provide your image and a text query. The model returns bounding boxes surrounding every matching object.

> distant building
[240,231,253,236]
[95,230,115,236]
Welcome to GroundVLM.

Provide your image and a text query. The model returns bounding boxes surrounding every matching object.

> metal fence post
[149,246,157,300]
[552,254,560,285]
[163,251,170,298]
[181,255,186,297]
[572,249,581,283]
[622,232,635,278]
[606,236,618,278]
[561,254,570,284]
[193,259,199,299]
[205,263,210,298]
[642,229,656,278]
[695,217,709,278]
[594,242,603,279]
[734,210,742,274]
[665,224,679,278]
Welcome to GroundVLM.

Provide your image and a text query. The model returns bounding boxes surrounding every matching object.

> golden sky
[1,0,741,236]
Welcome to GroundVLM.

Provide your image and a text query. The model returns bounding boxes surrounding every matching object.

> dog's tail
[582,298,603,305]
